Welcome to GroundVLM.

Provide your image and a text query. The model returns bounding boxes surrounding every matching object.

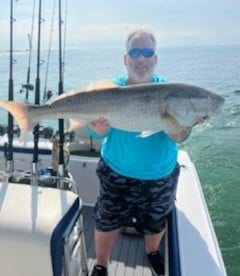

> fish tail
[0,101,37,139]
[68,119,85,132]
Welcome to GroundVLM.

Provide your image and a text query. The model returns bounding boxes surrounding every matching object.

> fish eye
[208,94,213,99]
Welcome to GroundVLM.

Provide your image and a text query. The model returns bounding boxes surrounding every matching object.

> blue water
[0,44,240,275]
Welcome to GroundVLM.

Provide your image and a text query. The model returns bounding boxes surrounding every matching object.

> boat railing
[0,169,79,194]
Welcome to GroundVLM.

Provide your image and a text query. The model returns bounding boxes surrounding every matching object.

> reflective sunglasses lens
[128,48,141,58]
[143,48,154,57]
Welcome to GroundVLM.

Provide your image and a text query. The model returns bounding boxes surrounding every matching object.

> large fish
[0,82,224,139]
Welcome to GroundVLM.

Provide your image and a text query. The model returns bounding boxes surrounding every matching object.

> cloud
[1,0,240,50]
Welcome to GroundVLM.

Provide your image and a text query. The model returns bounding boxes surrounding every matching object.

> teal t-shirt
[92,75,178,180]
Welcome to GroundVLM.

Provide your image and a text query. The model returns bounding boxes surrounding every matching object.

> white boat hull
[0,136,227,275]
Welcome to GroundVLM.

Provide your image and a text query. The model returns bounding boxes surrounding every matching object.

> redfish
[0,82,225,139]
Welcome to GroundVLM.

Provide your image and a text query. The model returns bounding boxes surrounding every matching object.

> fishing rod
[5,0,16,173]
[32,0,43,178]
[62,0,68,80]
[42,0,56,103]
[20,0,36,103]
[57,0,66,179]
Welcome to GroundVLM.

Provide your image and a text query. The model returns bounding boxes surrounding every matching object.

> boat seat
[0,182,88,276]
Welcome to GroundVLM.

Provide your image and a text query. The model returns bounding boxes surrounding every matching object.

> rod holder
[5,160,14,174]
[31,162,38,186]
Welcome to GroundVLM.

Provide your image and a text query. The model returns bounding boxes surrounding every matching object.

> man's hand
[194,115,209,125]
[88,118,110,136]
[170,116,209,143]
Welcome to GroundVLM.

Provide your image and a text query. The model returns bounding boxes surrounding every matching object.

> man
[88,29,194,276]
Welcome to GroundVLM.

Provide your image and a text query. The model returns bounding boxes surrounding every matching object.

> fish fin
[161,112,184,136]
[84,80,119,91]
[68,119,85,132]
[50,89,82,103]
[0,101,36,140]
[51,80,119,104]
[139,130,159,138]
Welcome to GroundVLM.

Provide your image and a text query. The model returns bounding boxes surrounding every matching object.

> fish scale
[0,82,225,139]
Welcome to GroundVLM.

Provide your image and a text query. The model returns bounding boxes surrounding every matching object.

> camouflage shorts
[94,158,180,234]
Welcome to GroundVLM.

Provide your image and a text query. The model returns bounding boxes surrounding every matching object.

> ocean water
[0,44,240,275]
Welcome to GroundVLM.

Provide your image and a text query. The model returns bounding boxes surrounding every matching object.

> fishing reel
[19,83,34,102]
[32,126,73,140]
[20,83,34,92]
[0,124,20,137]
[0,125,7,136]
[44,90,54,102]
[38,125,54,139]
[54,130,75,142]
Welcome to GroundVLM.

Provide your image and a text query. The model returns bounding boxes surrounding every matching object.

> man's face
[124,34,157,84]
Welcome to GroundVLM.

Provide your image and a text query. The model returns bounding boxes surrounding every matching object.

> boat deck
[82,205,158,276]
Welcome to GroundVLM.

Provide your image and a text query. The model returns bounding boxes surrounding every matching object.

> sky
[0,0,240,51]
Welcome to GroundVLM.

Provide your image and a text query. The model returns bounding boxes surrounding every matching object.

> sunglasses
[128,48,155,58]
